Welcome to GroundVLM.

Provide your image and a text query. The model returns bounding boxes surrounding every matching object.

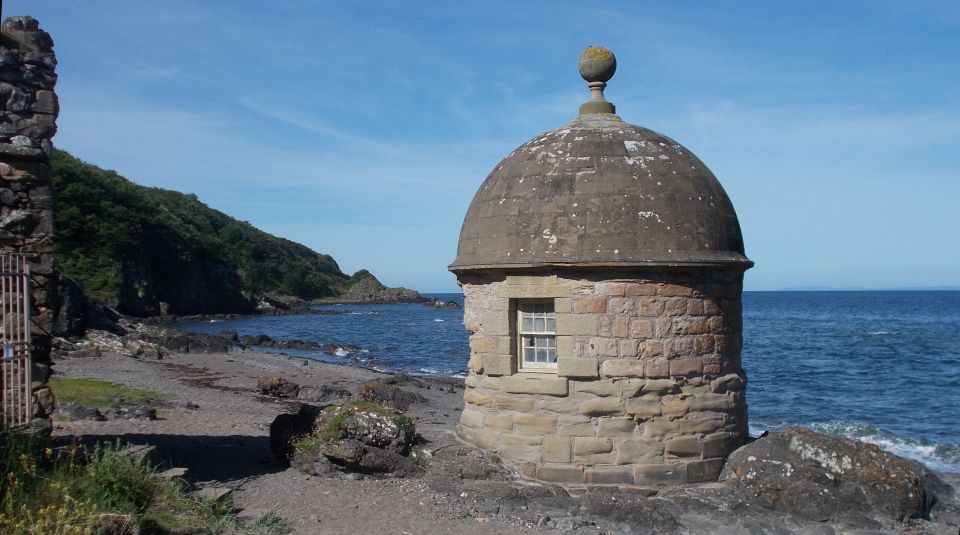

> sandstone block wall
[456,271,747,489]
[0,16,59,429]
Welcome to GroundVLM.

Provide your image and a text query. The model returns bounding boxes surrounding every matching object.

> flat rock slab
[157,467,190,481]
[120,444,160,466]
[192,486,233,502]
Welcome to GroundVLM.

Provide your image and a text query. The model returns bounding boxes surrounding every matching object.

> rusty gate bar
[0,254,32,428]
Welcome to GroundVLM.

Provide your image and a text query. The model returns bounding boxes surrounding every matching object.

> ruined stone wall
[456,271,747,490]
[0,16,59,429]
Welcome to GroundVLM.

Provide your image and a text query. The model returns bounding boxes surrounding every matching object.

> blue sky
[6,1,959,292]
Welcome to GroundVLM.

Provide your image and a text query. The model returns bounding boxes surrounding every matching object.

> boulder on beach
[720,427,950,525]
[270,402,421,478]
[256,376,300,398]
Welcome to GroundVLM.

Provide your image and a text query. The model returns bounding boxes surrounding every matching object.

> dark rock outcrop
[146,330,237,354]
[335,270,424,303]
[269,404,323,465]
[296,384,353,402]
[240,334,323,351]
[56,403,105,421]
[52,275,126,337]
[113,259,256,317]
[424,298,460,309]
[270,403,421,477]
[418,429,958,534]
[315,438,420,477]
[354,382,426,411]
[720,427,947,524]
[256,377,299,399]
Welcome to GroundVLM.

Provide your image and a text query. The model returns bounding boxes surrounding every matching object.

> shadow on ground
[56,433,283,482]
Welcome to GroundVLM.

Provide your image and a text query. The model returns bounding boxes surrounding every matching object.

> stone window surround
[485,274,601,379]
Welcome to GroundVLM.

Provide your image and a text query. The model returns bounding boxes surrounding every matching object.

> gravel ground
[51,349,549,535]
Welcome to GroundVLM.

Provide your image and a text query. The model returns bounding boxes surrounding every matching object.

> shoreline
[137,296,459,326]
[83,313,960,472]
[49,343,960,534]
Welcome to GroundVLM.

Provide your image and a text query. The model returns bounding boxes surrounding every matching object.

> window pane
[517,301,559,369]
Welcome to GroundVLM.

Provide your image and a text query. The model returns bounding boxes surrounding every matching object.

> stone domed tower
[449,47,753,489]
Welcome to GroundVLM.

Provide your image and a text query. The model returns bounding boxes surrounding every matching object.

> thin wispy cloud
[9,0,960,291]
[127,66,181,79]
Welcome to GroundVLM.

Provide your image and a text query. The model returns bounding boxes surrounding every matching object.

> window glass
[518,301,557,369]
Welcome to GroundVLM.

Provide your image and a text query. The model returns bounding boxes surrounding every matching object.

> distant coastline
[770,286,960,292]
[425,287,960,295]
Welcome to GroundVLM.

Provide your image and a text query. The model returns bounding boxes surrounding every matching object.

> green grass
[49,378,173,409]
[0,433,285,534]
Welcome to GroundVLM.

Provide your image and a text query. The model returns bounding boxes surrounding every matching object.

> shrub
[78,441,156,514]
[0,433,284,534]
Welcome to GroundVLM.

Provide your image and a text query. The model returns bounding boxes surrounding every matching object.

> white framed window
[518,300,557,370]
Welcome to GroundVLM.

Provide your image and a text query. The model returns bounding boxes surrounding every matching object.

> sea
[179,291,960,473]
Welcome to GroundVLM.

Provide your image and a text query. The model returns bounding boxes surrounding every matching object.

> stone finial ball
[578,46,617,83]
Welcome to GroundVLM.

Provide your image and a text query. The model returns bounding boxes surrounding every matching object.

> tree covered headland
[52,150,413,316]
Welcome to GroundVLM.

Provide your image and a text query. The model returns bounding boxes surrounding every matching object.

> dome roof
[450,47,751,273]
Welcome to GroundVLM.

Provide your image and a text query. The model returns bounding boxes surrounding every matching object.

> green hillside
[52,150,407,316]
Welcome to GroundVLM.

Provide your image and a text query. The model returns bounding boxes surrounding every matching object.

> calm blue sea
[179,291,960,472]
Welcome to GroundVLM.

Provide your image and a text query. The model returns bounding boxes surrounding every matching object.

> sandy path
[52,350,547,535]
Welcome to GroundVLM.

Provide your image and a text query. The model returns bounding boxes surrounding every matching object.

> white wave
[746,420,959,473]
[419,367,439,374]
[449,371,468,378]
[334,347,350,357]
[811,421,959,473]
[433,319,445,322]
[866,330,892,335]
